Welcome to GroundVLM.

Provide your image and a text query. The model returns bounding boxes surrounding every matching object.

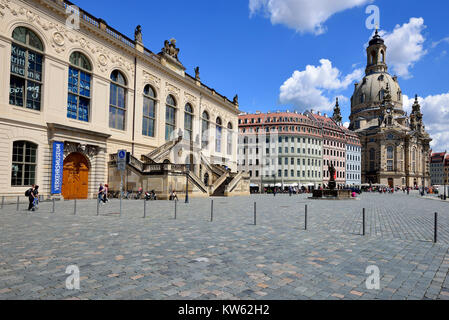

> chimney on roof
[324,113,327,118]
[317,111,321,116]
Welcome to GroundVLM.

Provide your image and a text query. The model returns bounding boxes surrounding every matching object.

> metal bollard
[16,196,20,212]
[143,199,146,219]
[1,196,4,209]
[254,202,257,225]
[211,200,214,222]
[96,198,99,216]
[74,199,77,215]
[363,208,366,236]
[434,212,438,243]
[305,205,308,230]
[174,200,177,220]
[52,198,55,213]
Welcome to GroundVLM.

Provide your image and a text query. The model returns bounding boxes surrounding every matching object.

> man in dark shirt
[27,185,35,211]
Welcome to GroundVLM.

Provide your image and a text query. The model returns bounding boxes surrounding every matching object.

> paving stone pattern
[0,193,448,300]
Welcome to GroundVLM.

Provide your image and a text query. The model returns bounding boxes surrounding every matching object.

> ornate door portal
[62,152,89,200]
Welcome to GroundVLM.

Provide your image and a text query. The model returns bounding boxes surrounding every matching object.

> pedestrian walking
[25,185,35,211]
[98,183,105,204]
[103,184,109,203]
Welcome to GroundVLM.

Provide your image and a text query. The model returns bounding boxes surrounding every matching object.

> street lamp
[272,173,276,196]
[185,164,190,203]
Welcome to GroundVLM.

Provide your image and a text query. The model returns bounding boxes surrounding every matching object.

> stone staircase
[110,145,247,197]
[145,135,183,163]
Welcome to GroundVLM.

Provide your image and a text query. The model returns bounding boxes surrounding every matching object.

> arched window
[67,52,92,122]
[109,70,127,130]
[387,146,394,172]
[227,122,233,155]
[412,149,416,173]
[10,27,44,110]
[184,103,193,141]
[370,51,377,64]
[165,95,177,141]
[381,50,385,63]
[369,148,376,172]
[201,111,209,148]
[11,141,37,186]
[142,85,156,137]
[380,89,385,101]
[215,117,222,153]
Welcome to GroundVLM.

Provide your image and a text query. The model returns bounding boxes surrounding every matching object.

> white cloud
[343,122,350,128]
[431,36,449,48]
[279,59,363,112]
[249,0,372,35]
[380,18,427,79]
[403,93,449,152]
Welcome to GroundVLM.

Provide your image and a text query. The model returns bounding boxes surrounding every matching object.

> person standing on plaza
[26,185,35,211]
[32,185,39,210]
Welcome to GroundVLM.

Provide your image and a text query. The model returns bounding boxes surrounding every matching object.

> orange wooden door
[62,153,89,200]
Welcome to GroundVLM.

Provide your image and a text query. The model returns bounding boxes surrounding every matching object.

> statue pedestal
[310,189,353,200]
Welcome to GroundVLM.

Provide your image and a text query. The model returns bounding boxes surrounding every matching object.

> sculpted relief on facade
[1,0,134,77]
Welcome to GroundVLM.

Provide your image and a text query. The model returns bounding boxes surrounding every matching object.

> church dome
[350,30,403,114]
[352,72,403,110]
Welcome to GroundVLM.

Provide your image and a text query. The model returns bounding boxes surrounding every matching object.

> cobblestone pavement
[0,193,449,300]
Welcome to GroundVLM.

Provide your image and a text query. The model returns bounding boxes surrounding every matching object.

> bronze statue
[135,25,142,43]
[328,164,336,190]
[233,94,238,105]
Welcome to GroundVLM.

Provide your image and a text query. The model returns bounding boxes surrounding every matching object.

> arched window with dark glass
[109,70,127,130]
[10,27,44,111]
[11,141,37,186]
[165,95,177,141]
[142,85,156,137]
[227,122,233,155]
[387,146,394,171]
[67,52,92,122]
[215,117,222,153]
[184,103,193,141]
[201,111,209,148]
[380,89,385,101]
[369,148,375,172]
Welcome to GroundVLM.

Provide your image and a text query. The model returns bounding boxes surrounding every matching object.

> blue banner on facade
[51,141,64,194]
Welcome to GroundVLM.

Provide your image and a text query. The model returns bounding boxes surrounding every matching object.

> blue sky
[73,0,449,151]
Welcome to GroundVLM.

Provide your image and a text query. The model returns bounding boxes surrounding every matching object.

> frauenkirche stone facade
[349,30,432,188]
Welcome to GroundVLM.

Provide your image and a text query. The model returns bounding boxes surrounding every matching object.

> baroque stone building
[349,30,432,188]
[0,0,249,200]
